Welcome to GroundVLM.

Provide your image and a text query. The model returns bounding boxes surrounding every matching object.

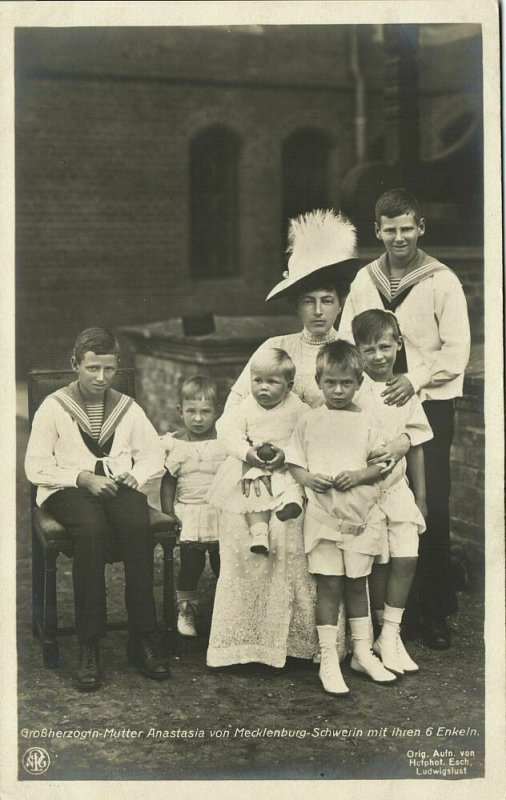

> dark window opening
[190,126,240,279]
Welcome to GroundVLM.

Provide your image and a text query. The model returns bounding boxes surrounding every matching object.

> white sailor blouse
[338,250,471,402]
[25,381,164,506]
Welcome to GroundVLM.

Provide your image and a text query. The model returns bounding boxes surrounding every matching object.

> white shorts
[374,520,421,564]
[308,539,374,578]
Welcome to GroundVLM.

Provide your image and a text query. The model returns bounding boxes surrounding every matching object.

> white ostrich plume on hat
[286,209,357,278]
[264,208,358,301]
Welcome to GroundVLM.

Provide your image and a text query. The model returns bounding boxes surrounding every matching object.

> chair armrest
[148,506,180,536]
[32,506,74,556]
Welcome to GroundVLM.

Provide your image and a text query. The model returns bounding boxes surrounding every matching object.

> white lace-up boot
[317,625,349,696]
[394,634,419,673]
[373,605,418,674]
[372,633,404,675]
[349,616,397,683]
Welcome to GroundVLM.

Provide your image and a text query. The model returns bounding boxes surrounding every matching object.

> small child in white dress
[352,309,433,675]
[160,376,227,638]
[208,348,306,555]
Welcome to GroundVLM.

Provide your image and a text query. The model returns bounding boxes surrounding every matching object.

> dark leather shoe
[127,633,170,680]
[423,616,451,650]
[74,640,102,691]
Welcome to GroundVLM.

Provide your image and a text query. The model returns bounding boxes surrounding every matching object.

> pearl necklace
[300,328,338,346]
[293,330,336,406]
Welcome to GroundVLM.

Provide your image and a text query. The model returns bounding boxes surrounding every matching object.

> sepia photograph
[1,1,503,798]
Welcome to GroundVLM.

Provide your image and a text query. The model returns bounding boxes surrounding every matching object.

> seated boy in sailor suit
[25,327,170,691]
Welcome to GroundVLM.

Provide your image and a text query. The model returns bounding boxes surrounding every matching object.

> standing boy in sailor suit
[339,189,470,649]
[25,327,170,690]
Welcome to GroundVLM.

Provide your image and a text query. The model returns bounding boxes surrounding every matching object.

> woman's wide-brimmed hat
[265,209,358,302]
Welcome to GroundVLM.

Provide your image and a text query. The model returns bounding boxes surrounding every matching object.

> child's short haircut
[179,375,218,408]
[315,339,363,381]
[352,309,401,345]
[375,188,423,225]
[73,327,120,363]
[250,348,296,382]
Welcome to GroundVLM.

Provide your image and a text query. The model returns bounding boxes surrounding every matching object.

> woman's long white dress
[207,330,347,668]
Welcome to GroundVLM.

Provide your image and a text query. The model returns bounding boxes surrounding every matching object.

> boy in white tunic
[352,309,433,675]
[286,340,397,695]
[338,188,470,650]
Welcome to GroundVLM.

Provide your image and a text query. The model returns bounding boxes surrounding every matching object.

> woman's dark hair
[288,261,358,304]
[290,280,339,304]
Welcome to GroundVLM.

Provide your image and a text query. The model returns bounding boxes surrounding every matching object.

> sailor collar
[52,380,133,447]
[366,249,449,304]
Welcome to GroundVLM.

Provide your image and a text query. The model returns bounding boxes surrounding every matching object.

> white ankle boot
[374,606,419,674]
[317,626,349,696]
[349,617,397,684]
[394,634,419,673]
[350,647,398,683]
[372,631,404,675]
[373,629,419,674]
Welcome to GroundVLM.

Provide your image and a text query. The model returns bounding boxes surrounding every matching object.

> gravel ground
[16,419,485,782]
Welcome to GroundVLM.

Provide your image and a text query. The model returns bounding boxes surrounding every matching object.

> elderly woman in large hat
[206,210,363,676]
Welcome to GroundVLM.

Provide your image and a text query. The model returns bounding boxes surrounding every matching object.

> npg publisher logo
[22,747,50,775]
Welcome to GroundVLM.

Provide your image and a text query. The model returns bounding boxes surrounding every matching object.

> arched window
[282,129,330,242]
[190,126,240,279]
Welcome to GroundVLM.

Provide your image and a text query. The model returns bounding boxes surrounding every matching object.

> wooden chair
[27,368,179,667]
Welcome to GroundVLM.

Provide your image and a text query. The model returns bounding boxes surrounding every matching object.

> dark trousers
[412,399,457,619]
[177,542,220,592]
[43,486,157,643]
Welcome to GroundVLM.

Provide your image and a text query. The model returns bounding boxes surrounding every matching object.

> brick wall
[450,359,485,581]
[16,28,358,375]
[15,26,483,375]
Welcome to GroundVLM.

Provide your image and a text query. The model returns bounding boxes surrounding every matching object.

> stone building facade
[16,24,483,371]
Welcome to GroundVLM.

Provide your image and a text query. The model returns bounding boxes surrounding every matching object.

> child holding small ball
[208,348,306,555]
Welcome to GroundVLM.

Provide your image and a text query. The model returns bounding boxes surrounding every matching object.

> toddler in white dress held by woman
[160,376,227,638]
[208,348,306,555]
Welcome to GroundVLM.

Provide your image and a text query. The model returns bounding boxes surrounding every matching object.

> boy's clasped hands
[301,470,366,493]
[76,470,139,497]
